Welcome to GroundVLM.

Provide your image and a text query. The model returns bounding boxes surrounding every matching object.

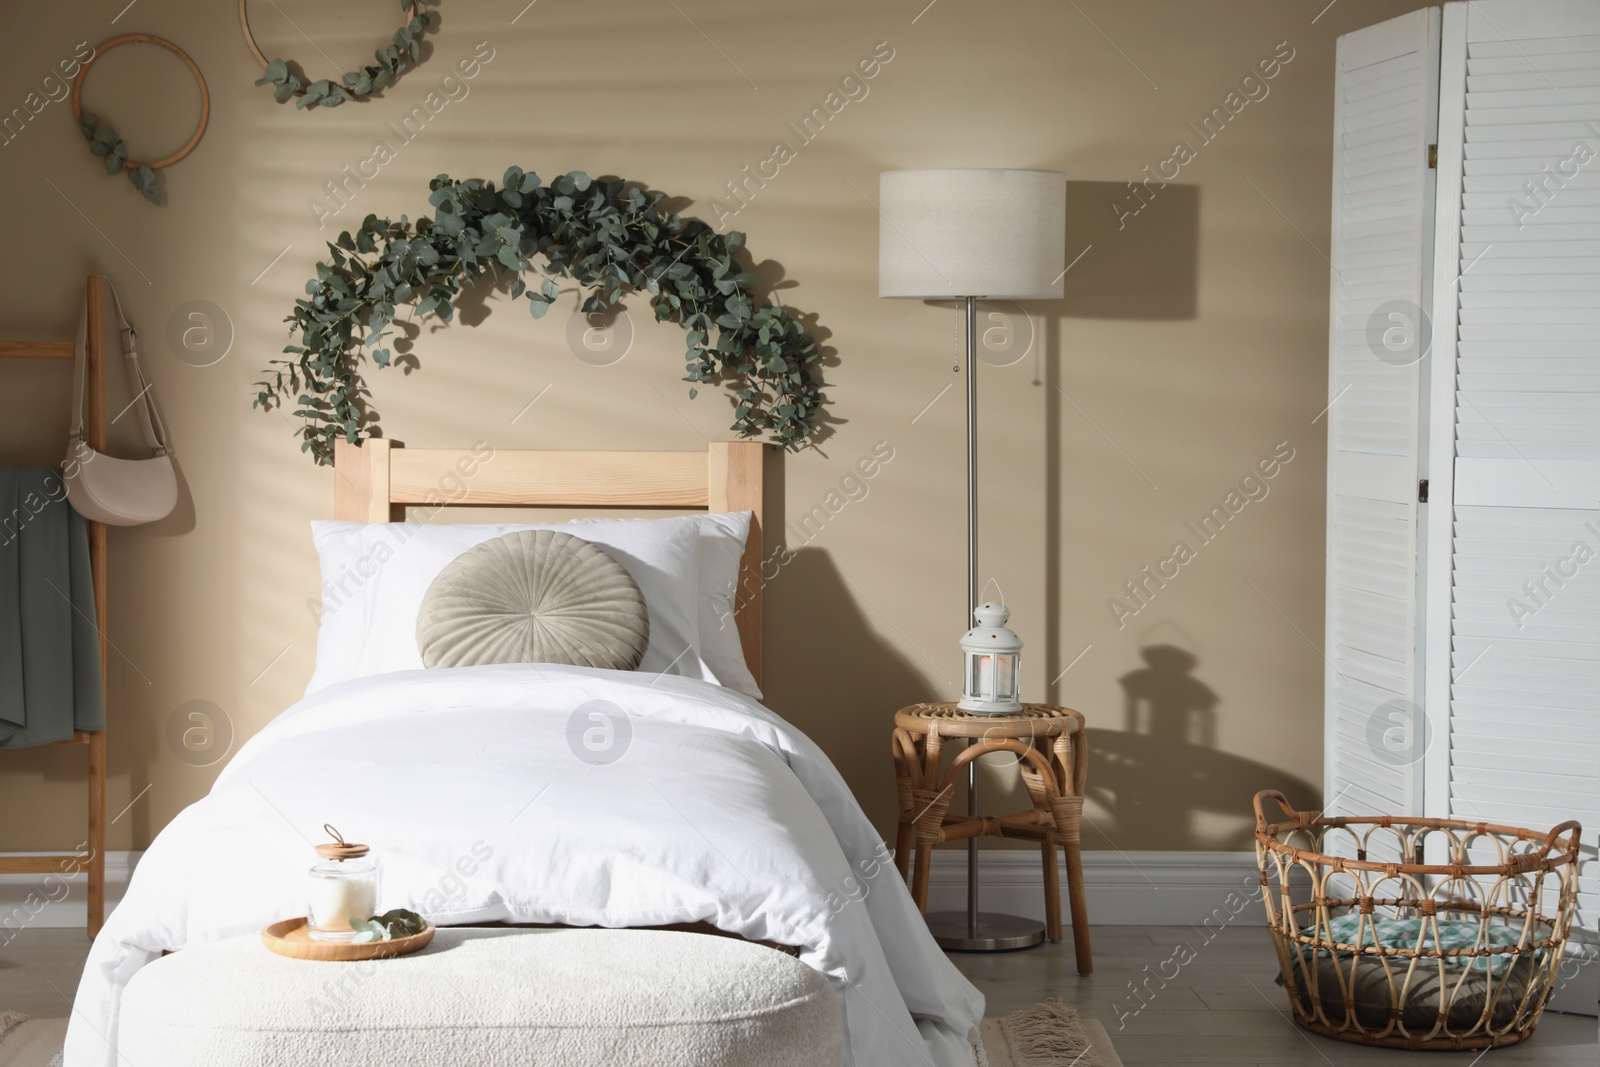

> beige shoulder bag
[62,279,177,526]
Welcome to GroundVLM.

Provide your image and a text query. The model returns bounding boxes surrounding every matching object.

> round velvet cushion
[416,530,649,671]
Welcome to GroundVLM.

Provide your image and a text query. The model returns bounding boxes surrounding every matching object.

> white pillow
[570,511,761,700]
[696,512,762,700]
[307,516,704,695]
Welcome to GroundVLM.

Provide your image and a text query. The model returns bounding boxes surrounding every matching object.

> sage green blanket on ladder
[0,468,104,747]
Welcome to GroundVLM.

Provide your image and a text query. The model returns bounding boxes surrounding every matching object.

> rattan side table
[892,702,1092,972]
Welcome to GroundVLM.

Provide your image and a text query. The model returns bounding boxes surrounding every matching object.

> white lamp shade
[878,168,1066,300]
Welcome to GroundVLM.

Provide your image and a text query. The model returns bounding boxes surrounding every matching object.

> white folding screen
[1324,7,1440,821]
[1330,0,1600,1013]
[1425,0,1600,1012]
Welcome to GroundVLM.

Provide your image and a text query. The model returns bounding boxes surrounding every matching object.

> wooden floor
[0,929,92,1019]
[2,925,1594,1064]
[953,925,1599,1066]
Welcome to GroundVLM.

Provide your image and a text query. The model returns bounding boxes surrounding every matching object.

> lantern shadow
[1078,644,1318,851]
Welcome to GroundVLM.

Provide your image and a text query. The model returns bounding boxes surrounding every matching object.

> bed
[64,440,984,1067]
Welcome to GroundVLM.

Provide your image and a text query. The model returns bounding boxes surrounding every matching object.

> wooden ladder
[0,274,109,938]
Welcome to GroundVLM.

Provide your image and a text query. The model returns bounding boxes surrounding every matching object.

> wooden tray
[260,917,434,961]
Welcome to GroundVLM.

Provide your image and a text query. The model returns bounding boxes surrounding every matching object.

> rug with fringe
[977,999,1123,1067]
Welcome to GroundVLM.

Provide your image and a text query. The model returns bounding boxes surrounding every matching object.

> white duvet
[66,665,984,1067]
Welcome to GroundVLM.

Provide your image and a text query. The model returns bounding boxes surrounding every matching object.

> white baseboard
[925,848,1261,926]
[0,851,141,931]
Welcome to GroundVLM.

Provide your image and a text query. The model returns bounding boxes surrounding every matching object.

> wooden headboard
[333,438,764,686]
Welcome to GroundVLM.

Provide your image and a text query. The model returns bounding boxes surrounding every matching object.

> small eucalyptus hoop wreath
[73,35,209,206]
[241,0,441,109]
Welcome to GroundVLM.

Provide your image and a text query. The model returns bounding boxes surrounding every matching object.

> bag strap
[72,278,170,457]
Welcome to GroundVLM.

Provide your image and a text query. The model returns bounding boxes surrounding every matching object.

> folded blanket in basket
[0,468,104,747]
[1279,915,1546,1031]
[1287,914,1538,978]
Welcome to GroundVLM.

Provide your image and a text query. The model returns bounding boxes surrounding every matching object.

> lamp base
[925,911,1046,952]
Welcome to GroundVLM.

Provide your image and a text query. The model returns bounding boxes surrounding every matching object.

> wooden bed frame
[332,438,765,686]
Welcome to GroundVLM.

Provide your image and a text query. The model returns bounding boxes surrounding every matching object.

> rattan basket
[1253,790,1581,1051]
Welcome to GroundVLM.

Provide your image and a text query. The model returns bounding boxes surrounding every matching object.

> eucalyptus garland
[255,169,825,465]
[251,0,440,109]
[78,113,160,205]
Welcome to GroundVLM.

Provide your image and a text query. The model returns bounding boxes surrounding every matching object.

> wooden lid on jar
[315,824,369,860]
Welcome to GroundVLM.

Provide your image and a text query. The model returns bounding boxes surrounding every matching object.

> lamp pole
[964,295,980,938]
[922,295,1046,953]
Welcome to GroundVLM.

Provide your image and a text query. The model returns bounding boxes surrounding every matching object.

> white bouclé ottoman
[118,928,843,1066]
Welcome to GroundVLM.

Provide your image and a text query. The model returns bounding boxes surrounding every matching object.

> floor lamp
[878,168,1067,952]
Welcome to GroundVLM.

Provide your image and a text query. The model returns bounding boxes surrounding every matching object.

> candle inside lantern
[995,653,1015,699]
[974,654,994,697]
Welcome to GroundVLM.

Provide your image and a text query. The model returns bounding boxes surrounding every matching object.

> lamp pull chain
[953,305,961,373]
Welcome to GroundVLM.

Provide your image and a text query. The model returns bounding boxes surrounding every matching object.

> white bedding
[65,665,983,1067]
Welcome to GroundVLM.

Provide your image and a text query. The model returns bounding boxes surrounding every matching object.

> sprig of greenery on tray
[350,908,428,943]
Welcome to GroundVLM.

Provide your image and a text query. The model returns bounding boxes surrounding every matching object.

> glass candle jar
[307,826,379,942]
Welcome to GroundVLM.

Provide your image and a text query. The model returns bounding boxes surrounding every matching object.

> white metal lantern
[958,602,1023,714]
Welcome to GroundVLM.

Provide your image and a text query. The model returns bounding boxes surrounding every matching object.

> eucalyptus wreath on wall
[255,169,826,464]
[245,0,441,108]
[72,34,210,206]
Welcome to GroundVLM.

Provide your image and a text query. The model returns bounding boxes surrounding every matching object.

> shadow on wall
[763,545,939,835]
[1060,180,1199,321]
[1040,182,1201,702]
[1037,179,1249,849]
[1084,643,1318,851]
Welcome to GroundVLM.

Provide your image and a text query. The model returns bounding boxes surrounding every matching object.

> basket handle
[1248,790,1312,831]
[1539,819,1583,861]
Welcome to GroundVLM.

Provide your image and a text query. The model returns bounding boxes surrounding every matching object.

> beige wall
[0,0,1433,856]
